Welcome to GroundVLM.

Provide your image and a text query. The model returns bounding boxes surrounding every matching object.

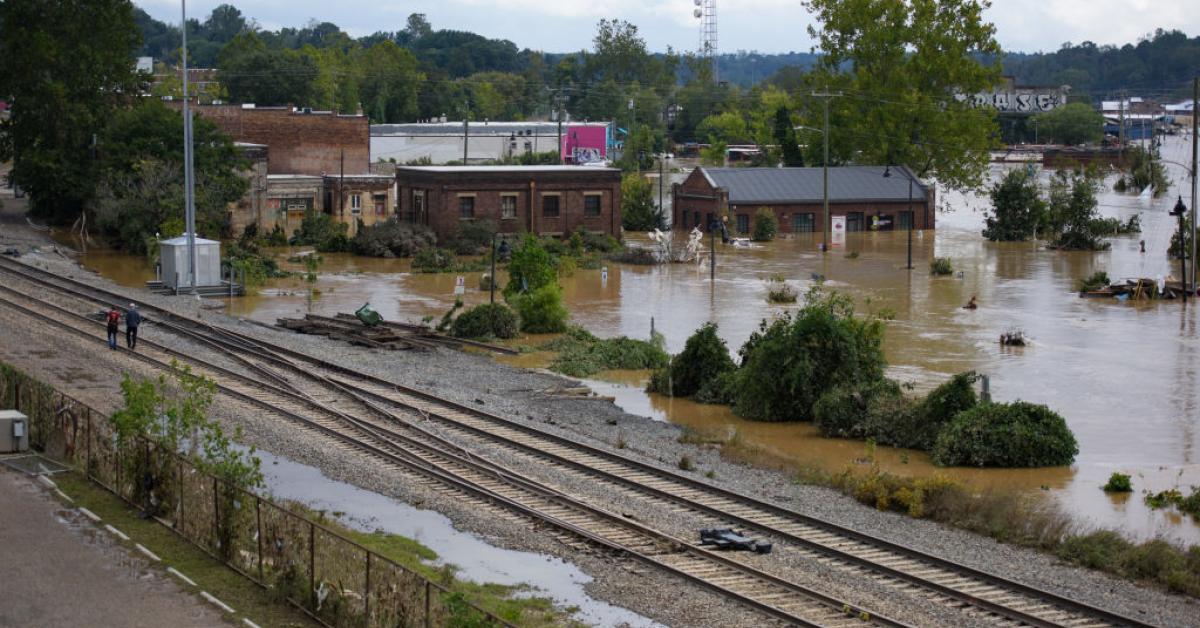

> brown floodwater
[62,136,1200,544]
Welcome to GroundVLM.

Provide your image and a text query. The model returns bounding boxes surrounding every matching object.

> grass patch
[677,455,695,471]
[541,326,668,378]
[286,502,579,627]
[930,257,954,275]
[792,451,1200,597]
[765,275,798,303]
[53,471,316,628]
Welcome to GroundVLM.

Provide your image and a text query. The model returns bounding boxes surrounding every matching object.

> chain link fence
[0,362,511,627]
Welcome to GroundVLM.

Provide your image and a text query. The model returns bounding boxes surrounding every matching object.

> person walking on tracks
[125,303,142,350]
[105,306,121,350]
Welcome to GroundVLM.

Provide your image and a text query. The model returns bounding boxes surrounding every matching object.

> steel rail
[0,257,1157,627]
[0,283,900,628]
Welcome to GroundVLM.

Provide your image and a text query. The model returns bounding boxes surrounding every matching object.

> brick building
[672,166,934,236]
[168,102,369,176]
[394,166,622,241]
[263,174,395,238]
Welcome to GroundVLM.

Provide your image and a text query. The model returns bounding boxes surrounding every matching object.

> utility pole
[462,110,469,164]
[1191,76,1198,297]
[338,149,344,216]
[181,0,197,293]
[812,92,840,253]
[659,156,665,226]
[1118,90,1126,169]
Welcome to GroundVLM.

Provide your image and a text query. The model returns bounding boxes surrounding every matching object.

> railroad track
[0,279,899,627]
[0,257,1158,627]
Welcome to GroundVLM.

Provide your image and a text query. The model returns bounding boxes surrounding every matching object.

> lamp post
[708,217,721,281]
[883,165,916,270]
[1171,196,1188,303]
[795,123,830,252]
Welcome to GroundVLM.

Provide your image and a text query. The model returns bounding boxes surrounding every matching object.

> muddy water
[68,135,1200,544]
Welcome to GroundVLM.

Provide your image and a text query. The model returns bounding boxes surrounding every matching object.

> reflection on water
[67,136,1200,544]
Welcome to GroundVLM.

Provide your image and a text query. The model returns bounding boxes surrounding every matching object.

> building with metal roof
[672,166,935,237]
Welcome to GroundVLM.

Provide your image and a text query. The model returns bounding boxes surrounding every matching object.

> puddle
[255,448,662,627]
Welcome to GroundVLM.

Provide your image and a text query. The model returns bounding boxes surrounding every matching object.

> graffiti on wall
[572,147,604,164]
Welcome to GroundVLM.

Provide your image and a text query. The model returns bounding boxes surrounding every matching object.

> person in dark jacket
[125,303,142,350]
[105,307,120,349]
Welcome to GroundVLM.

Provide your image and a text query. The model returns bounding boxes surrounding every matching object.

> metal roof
[395,165,620,174]
[372,121,611,137]
[702,166,929,205]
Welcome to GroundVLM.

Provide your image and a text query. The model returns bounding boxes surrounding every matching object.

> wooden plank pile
[1080,278,1190,300]
[275,313,518,355]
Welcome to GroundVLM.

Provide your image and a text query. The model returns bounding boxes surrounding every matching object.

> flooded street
[68,136,1199,545]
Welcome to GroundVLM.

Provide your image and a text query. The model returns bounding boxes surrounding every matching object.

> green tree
[90,100,248,253]
[648,323,736,398]
[802,0,1003,190]
[734,287,887,422]
[774,106,805,166]
[356,41,423,122]
[1047,170,1107,250]
[218,32,316,105]
[752,208,778,242]
[982,168,1046,241]
[503,235,557,298]
[620,173,663,232]
[697,111,751,145]
[1031,103,1103,145]
[0,0,142,224]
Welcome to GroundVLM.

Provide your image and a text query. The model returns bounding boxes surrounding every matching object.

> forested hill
[1000,30,1200,101]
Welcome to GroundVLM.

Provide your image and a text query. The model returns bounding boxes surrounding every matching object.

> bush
[610,247,658,265]
[813,381,900,440]
[450,221,496,255]
[543,326,668,377]
[512,284,569,333]
[450,303,519,340]
[752,207,778,242]
[982,168,1047,242]
[902,372,979,449]
[733,288,887,422]
[1078,270,1110,292]
[411,248,487,273]
[1102,472,1133,492]
[932,401,1078,467]
[694,370,738,405]
[352,219,436,257]
[647,323,736,397]
[930,257,954,275]
[504,235,557,298]
[1056,531,1133,571]
[765,275,797,303]
[291,208,350,252]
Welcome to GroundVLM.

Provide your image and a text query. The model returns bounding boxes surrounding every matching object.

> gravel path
[1,219,1197,626]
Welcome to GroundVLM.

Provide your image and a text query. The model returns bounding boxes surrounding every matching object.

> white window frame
[500,193,518,220]
[350,193,362,213]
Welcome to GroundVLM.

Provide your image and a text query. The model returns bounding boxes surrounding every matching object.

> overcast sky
[136,0,1198,55]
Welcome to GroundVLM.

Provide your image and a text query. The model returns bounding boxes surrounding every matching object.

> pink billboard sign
[561,125,607,163]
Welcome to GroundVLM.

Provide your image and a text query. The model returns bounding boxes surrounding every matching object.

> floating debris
[1079,277,1190,300]
[1000,329,1027,346]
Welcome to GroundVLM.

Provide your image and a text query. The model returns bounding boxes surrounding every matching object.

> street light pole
[810,92,840,251]
[1172,196,1188,303]
[906,174,914,270]
[181,0,197,292]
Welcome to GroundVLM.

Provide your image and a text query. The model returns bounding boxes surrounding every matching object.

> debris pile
[275,313,517,354]
[698,528,773,554]
[1079,277,1191,300]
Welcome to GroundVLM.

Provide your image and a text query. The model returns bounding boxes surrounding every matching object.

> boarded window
[584,194,602,217]
[543,195,560,218]
[459,196,475,218]
[501,195,517,219]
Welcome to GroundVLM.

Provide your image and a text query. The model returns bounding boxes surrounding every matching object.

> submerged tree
[1047,170,1108,250]
[1030,103,1103,146]
[982,168,1046,241]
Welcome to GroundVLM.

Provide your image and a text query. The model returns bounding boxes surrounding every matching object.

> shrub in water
[930,257,954,275]
[647,322,735,397]
[449,220,496,255]
[504,235,557,298]
[1102,472,1133,493]
[752,207,778,242]
[814,379,907,442]
[733,288,886,422]
[1078,270,1110,292]
[932,401,1078,467]
[544,326,668,377]
[765,275,797,303]
[412,248,455,272]
[352,219,436,257]
[450,303,518,340]
[512,284,569,333]
[694,370,738,405]
[900,371,979,450]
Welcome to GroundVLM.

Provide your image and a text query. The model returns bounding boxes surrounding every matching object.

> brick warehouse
[673,166,935,236]
[394,166,623,242]
[167,102,369,176]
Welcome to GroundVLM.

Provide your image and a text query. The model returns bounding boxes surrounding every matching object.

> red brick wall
[673,169,936,234]
[170,103,369,176]
[396,170,622,243]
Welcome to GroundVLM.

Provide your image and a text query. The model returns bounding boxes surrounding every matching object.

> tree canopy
[1031,103,1103,146]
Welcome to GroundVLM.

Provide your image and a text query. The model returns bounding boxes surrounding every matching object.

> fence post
[424,581,431,628]
[309,522,317,612]
[85,409,93,480]
[364,551,371,627]
[256,497,264,582]
[213,477,220,554]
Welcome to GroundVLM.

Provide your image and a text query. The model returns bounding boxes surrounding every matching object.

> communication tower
[692,0,718,82]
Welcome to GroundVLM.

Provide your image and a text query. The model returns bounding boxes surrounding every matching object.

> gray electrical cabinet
[0,410,29,453]
[159,234,221,290]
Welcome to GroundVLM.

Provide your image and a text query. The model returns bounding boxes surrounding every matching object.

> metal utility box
[159,234,221,290]
[0,410,29,453]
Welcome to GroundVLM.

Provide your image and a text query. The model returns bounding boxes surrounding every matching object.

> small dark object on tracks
[699,528,772,554]
[2,248,20,257]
